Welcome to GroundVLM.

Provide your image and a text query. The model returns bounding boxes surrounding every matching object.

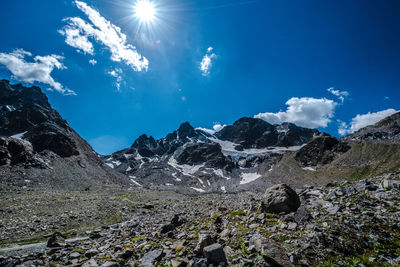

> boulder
[202,244,227,265]
[261,184,300,214]
[194,232,214,255]
[141,250,164,267]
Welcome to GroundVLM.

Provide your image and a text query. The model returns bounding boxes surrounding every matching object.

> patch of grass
[229,210,246,216]
[384,206,398,212]
[131,236,145,242]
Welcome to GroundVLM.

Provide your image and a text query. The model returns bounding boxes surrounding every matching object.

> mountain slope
[0,80,128,190]
[284,111,400,183]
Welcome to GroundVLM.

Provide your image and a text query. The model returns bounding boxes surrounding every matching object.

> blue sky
[0,0,399,154]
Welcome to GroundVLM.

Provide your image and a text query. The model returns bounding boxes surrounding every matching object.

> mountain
[287,111,400,183]
[103,117,322,193]
[342,111,400,142]
[0,80,128,190]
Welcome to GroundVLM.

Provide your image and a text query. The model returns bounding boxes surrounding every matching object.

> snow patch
[11,131,27,139]
[303,167,316,171]
[6,105,16,112]
[211,169,230,180]
[112,160,121,167]
[168,156,204,177]
[221,186,226,192]
[240,172,262,185]
[105,163,114,168]
[195,127,215,135]
[191,187,205,193]
[209,137,303,159]
[126,166,132,172]
[129,176,142,187]
[124,154,134,159]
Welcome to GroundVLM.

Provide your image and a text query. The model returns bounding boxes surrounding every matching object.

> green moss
[384,206,398,212]
[229,210,246,216]
[131,236,145,242]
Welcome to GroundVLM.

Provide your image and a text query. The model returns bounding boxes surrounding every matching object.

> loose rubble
[0,173,399,266]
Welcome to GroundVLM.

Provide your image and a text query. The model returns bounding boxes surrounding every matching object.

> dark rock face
[176,143,233,170]
[0,80,66,136]
[25,123,79,157]
[0,137,45,168]
[215,118,320,149]
[295,136,350,166]
[261,184,301,214]
[343,111,400,142]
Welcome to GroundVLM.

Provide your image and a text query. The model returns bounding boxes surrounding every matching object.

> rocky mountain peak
[177,121,196,139]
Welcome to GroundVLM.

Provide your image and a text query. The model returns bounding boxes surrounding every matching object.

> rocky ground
[0,173,399,267]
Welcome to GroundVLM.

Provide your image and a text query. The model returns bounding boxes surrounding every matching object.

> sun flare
[134,0,156,23]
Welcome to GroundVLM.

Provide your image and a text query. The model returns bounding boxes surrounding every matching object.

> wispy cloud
[60,0,148,72]
[338,108,398,135]
[254,97,337,128]
[200,46,217,76]
[108,68,123,91]
[0,49,75,95]
[327,87,349,103]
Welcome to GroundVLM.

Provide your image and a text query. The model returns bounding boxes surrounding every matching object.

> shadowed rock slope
[0,80,128,190]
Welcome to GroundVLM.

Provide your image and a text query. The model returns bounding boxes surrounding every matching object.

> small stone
[70,252,81,259]
[85,249,98,258]
[288,222,297,230]
[100,262,119,267]
[82,259,99,267]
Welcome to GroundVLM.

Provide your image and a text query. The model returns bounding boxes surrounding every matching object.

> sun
[134,0,156,23]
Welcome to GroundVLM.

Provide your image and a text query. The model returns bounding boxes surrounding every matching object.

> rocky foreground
[1,173,399,267]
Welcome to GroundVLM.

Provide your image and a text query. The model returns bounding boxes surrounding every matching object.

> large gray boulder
[261,184,300,214]
[202,244,227,265]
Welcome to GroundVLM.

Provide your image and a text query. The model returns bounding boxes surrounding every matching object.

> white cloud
[108,68,123,91]
[0,49,75,95]
[254,97,337,128]
[200,46,217,76]
[60,0,148,71]
[327,87,349,103]
[58,25,94,55]
[338,108,398,135]
[89,59,97,65]
[195,123,226,135]
[213,123,226,132]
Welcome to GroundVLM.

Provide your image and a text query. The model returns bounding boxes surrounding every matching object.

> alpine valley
[0,81,399,266]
